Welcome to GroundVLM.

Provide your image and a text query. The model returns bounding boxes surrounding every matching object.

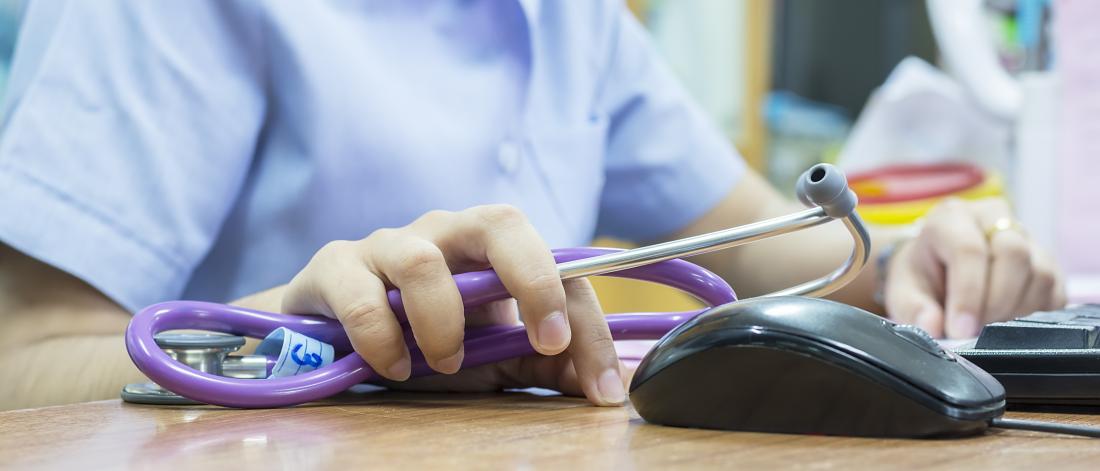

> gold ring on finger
[984,217,1025,241]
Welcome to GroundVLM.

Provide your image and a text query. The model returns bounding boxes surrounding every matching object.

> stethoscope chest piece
[122,333,268,405]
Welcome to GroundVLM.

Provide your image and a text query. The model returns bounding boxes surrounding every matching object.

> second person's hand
[883,198,1066,338]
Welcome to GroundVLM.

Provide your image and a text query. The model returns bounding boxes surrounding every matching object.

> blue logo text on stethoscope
[290,343,324,368]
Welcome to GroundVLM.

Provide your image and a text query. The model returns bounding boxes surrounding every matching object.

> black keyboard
[954,304,1100,406]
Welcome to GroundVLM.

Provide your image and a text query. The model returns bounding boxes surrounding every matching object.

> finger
[445,205,569,355]
[926,201,990,338]
[495,355,632,403]
[1052,274,1068,310]
[969,199,1029,322]
[982,230,1032,322]
[466,299,521,327]
[511,355,584,397]
[282,241,412,381]
[1016,245,1062,315]
[560,278,624,406]
[373,355,593,399]
[1035,245,1067,311]
[373,352,634,404]
[367,234,466,374]
[884,245,946,337]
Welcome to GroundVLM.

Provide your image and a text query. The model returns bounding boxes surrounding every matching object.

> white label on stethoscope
[255,327,335,378]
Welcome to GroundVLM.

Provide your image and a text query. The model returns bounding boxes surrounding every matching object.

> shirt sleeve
[594,9,746,242]
[0,0,267,312]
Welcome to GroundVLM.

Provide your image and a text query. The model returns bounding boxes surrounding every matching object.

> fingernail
[435,348,464,374]
[386,351,412,381]
[537,311,570,352]
[596,368,626,406]
[949,312,980,338]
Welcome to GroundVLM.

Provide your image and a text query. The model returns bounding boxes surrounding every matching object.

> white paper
[836,57,1012,176]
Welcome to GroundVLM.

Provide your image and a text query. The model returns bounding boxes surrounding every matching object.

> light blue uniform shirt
[0,0,744,312]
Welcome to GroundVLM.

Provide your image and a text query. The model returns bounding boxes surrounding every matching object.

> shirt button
[497,140,522,175]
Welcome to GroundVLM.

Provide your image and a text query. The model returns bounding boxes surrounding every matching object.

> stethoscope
[122,163,871,408]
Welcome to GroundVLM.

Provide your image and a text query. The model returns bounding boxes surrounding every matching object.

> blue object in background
[0,0,24,106]
[764,90,851,192]
[1016,0,1050,70]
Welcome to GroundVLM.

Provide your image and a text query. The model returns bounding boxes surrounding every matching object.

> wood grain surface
[2,390,1099,470]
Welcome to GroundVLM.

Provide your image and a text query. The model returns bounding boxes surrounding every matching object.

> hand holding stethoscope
[277,205,632,403]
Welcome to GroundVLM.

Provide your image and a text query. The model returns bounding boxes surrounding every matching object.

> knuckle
[365,227,399,244]
[584,331,615,352]
[524,270,564,299]
[339,300,393,339]
[395,242,447,278]
[954,243,990,260]
[415,209,455,227]
[473,204,526,227]
[953,239,988,260]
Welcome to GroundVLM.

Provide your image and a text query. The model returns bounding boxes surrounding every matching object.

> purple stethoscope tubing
[125,164,871,408]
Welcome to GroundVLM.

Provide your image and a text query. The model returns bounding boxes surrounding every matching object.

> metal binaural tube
[763,213,871,299]
[556,207,832,281]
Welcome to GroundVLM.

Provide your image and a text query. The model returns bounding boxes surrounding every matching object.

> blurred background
[1,0,1096,310]
[623,0,1095,311]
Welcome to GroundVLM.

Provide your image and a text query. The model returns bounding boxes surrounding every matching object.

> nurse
[0,0,1063,410]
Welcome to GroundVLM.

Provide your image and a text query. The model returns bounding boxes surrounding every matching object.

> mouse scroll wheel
[891,324,952,359]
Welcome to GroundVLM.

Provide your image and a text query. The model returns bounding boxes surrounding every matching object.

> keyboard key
[974,320,1098,349]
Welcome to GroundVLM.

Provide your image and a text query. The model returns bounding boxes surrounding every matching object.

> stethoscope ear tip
[797,163,857,219]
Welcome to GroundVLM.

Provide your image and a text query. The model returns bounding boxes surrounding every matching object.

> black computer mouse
[629,296,1006,438]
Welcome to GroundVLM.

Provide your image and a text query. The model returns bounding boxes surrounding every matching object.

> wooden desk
[2,391,1099,470]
